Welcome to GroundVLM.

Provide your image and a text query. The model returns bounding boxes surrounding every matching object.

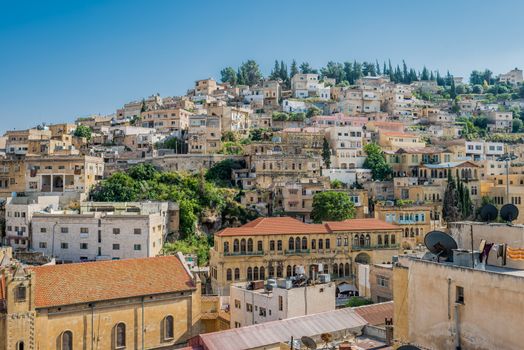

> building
[290,73,319,98]
[229,277,336,327]
[369,263,393,303]
[487,111,513,133]
[0,255,201,350]
[188,115,222,154]
[141,107,193,136]
[378,131,426,150]
[499,67,523,85]
[209,217,402,295]
[31,201,178,262]
[394,221,524,349]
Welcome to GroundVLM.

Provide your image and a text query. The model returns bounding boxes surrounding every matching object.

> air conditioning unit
[318,274,331,283]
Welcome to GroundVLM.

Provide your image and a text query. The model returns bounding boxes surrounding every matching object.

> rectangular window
[113,244,120,250]
[134,228,141,235]
[235,299,241,309]
[80,227,89,233]
[113,228,120,235]
[278,296,283,311]
[259,307,267,317]
[456,286,465,304]
[16,286,26,301]
[80,243,88,250]
[60,227,69,233]
[246,303,253,312]
[134,244,141,251]
[39,242,47,249]
[377,275,389,288]
[61,243,68,249]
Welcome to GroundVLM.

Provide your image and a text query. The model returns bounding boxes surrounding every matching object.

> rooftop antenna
[500,203,519,223]
[301,336,317,350]
[424,230,458,262]
[479,204,498,222]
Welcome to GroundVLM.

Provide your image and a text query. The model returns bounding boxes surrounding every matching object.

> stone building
[0,255,201,350]
[209,217,402,295]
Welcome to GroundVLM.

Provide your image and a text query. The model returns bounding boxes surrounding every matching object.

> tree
[220,66,237,85]
[205,159,245,187]
[421,66,430,81]
[363,143,392,181]
[74,125,92,140]
[279,60,288,82]
[519,84,524,99]
[290,59,299,79]
[128,163,158,181]
[269,60,281,80]
[311,191,356,223]
[306,105,322,118]
[443,171,460,223]
[91,172,138,202]
[320,61,345,82]
[322,137,332,168]
[345,296,373,307]
[513,119,523,133]
[157,137,184,153]
[300,62,317,74]
[238,60,262,86]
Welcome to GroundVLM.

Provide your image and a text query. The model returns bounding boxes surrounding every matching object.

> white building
[31,201,178,262]
[325,126,366,169]
[229,277,336,328]
[291,73,319,98]
[282,99,307,113]
[499,68,523,85]
[465,141,505,161]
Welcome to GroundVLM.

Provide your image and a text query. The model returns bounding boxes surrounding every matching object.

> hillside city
[2,60,524,350]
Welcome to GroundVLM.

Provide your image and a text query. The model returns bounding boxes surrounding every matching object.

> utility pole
[496,153,517,203]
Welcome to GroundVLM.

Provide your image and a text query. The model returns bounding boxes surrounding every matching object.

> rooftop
[32,256,195,308]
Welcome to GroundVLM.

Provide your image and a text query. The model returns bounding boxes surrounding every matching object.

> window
[325,239,330,249]
[113,228,120,235]
[134,228,141,235]
[61,243,68,249]
[40,227,47,233]
[134,244,141,251]
[456,286,465,304]
[16,285,26,301]
[337,237,342,246]
[80,243,88,250]
[301,237,307,250]
[277,240,282,251]
[288,237,294,250]
[164,316,174,340]
[311,239,316,250]
[113,244,120,250]
[247,238,253,252]
[259,307,267,317]
[318,239,323,249]
[279,296,283,311]
[247,267,253,280]
[39,242,47,249]
[233,239,239,252]
[60,331,73,350]
[246,303,253,312]
[80,227,89,234]
[224,242,229,253]
[115,323,126,348]
[16,341,24,350]
[377,275,389,288]
[234,268,240,280]
[226,268,232,281]
[235,299,241,309]
[257,240,263,252]
[60,227,68,233]
[234,322,241,328]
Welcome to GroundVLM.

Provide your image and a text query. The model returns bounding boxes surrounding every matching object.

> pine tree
[429,71,435,81]
[402,60,409,83]
[383,62,388,76]
[375,60,381,75]
[322,137,331,168]
[421,66,430,81]
[290,59,299,79]
[270,60,280,80]
[388,60,394,81]
[279,60,287,81]
[443,170,461,223]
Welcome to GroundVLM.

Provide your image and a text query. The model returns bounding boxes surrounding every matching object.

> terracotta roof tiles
[32,255,195,308]
[353,301,394,326]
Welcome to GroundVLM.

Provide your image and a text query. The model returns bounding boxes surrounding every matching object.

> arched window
[233,239,239,252]
[333,263,339,276]
[247,238,253,252]
[234,268,240,280]
[311,239,316,250]
[295,237,300,250]
[344,237,349,246]
[277,265,283,277]
[378,235,382,245]
[318,239,323,249]
[115,323,126,348]
[391,234,396,245]
[354,235,359,246]
[247,267,253,281]
[16,342,24,350]
[60,331,73,350]
[365,234,371,246]
[257,240,263,252]
[269,265,274,277]
[288,237,294,250]
[302,237,307,250]
[415,228,419,236]
[292,265,297,276]
[410,228,415,237]
[260,267,265,280]
[345,263,350,276]
[270,240,275,251]
[277,240,282,251]
[325,239,330,249]
[337,237,342,246]
[359,234,365,246]
[286,265,292,277]
[254,267,259,280]
[164,316,174,340]
[240,239,246,253]
[226,268,232,281]
[404,228,409,237]
[384,234,389,245]
[223,242,229,253]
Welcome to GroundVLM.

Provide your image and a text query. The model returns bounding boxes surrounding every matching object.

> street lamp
[496,153,518,203]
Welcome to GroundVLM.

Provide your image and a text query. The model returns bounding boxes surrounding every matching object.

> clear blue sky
[1,0,524,133]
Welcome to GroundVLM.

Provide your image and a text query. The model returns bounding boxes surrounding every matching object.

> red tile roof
[353,301,394,326]
[32,256,195,308]
[325,219,400,232]
[215,217,399,237]
[381,131,419,138]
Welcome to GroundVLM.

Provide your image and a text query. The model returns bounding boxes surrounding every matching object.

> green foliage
[220,66,237,85]
[163,235,211,266]
[91,164,258,238]
[156,137,184,153]
[330,179,344,189]
[221,131,239,142]
[345,297,373,308]
[311,191,356,223]
[513,119,523,133]
[469,69,494,85]
[363,143,392,181]
[237,60,262,86]
[219,141,244,155]
[272,111,305,122]
[322,137,331,168]
[74,125,92,140]
[249,128,273,142]
[306,105,322,118]
[205,159,245,187]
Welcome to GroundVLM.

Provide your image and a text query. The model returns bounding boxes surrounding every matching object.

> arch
[257,240,263,252]
[415,228,419,236]
[286,265,292,277]
[359,234,365,246]
[339,263,344,276]
[288,237,294,250]
[277,265,283,277]
[355,252,371,264]
[233,239,239,252]
[404,228,409,237]
[234,268,240,280]
[354,235,359,246]
[60,331,73,350]
[270,240,275,251]
[247,267,253,281]
[277,240,283,251]
[311,239,316,250]
[295,237,301,250]
[384,234,389,245]
[391,234,396,245]
[115,323,126,348]
[269,265,275,277]
[344,237,349,246]
[337,236,342,247]
[260,267,265,280]
[318,239,323,249]
[247,238,253,252]
[292,265,297,276]
[333,263,339,276]
[240,239,246,253]
[302,237,307,250]
[226,268,232,281]
[377,235,382,245]
[254,267,259,280]
[365,234,370,246]
[16,342,24,350]
[164,315,174,340]
[410,228,415,237]
[344,263,350,276]
[325,239,331,249]
[223,241,229,253]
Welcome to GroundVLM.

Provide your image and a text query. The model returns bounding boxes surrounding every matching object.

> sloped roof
[381,131,419,138]
[325,219,400,232]
[396,147,445,154]
[32,256,195,308]
[197,308,367,350]
[421,160,479,169]
[215,217,328,236]
[353,301,394,326]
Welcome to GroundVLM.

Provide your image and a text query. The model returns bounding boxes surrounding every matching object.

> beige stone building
[187,115,221,154]
[140,107,193,135]
[209,217,402,295]
[369,263,393,303]
[0,158,26,198]
[0,255,201,350]
[30,201,178,262]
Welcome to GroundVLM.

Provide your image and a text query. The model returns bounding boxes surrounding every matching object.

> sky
[1,0,524,133]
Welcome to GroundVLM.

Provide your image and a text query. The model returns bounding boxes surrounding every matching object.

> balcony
[352,244,400,251]
[223,250,264,257]
[285,249,310,255]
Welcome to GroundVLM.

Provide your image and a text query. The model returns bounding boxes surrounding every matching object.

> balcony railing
[224,250,264,257]
[285,249,310,255]
[352,244,400,251]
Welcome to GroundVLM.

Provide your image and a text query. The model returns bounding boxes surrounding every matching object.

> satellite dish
[397,346,422,350]
[301,336,317,350]
[500,204,519,222]
[424,230,458,261]
[479,204,498,222]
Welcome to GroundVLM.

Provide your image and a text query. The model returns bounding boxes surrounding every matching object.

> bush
[345,297,373,308]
